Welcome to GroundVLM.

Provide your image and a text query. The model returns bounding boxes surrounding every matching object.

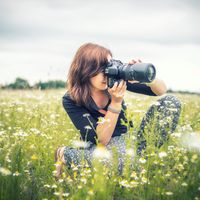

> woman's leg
[63,139,126,174]
[54,145,95,179]
[55,135,128,178]
[106,135,127,174]
[137,95,182,155]
[63,146,95,168]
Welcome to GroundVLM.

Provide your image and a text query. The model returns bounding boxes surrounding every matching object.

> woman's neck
[91,89,109,108]
[91,89,106,97]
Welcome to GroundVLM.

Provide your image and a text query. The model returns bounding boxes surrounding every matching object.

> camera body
[104,59,156,88]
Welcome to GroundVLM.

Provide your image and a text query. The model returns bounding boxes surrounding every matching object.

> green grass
[0,89,200,200]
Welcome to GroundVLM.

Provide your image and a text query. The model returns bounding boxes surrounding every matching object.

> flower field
[0,89,200,200]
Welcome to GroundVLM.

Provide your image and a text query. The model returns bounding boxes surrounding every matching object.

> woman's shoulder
[62,92,76,105]
[62,92,82,113]
[62,92,84,107]
[63,92,71,100]
[62,92,90,114]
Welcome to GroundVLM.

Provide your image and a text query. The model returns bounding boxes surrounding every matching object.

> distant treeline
[0,77,66,90]
[167,89,200,95]
[0,77,199,95]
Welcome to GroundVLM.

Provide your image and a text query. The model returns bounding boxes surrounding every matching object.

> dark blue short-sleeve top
[62,82,157,144]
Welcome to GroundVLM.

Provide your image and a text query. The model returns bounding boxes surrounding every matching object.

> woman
[55,43,181,179]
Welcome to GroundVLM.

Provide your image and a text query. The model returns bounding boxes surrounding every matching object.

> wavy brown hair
[67,43,112,106]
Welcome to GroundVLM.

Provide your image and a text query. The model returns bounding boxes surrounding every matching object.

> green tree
[34,80,66,90]
[7,77,30,89]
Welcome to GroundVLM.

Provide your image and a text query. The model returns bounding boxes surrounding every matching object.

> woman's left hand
[128,59,142,84]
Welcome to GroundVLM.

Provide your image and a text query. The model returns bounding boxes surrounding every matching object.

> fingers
[108,80,126,94]
[117,80,126,93]
[128,59,137,64]
[108,80,127,103]
[110,80,126,94]
[116,80,124,91]
[128,59,142,64]
[128,80,139,84]
[109,82,118,91]
[108,82,117,94]
[120,81,127,94]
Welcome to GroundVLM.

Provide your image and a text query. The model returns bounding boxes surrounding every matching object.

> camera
[104,59,156,88]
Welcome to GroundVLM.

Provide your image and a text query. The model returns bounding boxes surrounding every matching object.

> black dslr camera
[104,59,156,88]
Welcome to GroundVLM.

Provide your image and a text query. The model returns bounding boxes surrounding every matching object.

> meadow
[0,89,200,200]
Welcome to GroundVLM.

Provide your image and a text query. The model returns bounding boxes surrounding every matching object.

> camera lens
[147,65,155,81]
[104,59,156,87]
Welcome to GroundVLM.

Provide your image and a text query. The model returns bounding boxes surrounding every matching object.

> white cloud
[0,0,199,92]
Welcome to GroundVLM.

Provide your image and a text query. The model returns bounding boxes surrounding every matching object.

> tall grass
[0,89,200,200]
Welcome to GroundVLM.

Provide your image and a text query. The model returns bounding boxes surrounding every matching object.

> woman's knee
[158,95,181,111]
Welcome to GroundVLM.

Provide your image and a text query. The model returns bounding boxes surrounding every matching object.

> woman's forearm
[148,78,167,96]
[96,101,121,146]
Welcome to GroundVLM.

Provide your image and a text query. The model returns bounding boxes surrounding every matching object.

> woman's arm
[63,94,99,144]
[146,78,167,96]
[127,59,167,96]
[63,90,125,146]
[96,80,127,146]
[96,100,121,146]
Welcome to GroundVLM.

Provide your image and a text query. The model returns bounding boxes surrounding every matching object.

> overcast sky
[0,0,199,92]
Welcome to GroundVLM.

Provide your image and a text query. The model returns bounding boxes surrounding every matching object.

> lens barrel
[128,63,156,83]
[104,59,156,87]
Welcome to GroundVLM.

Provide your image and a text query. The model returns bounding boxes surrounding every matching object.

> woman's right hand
[108,80,127,104]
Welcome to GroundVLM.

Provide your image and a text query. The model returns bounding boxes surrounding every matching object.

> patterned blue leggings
[63,95,181,173]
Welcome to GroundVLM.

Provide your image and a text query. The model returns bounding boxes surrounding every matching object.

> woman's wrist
[145,79,156,87]
[107,105,121,114]
[110,101,122,108]
[108,101,122,114]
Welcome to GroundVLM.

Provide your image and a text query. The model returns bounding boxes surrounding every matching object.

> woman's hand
[128,59,142,84]
[129,58,142,64]
[108,80,127,104]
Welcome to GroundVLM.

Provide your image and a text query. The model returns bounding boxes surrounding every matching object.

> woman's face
[90,55,112,92]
